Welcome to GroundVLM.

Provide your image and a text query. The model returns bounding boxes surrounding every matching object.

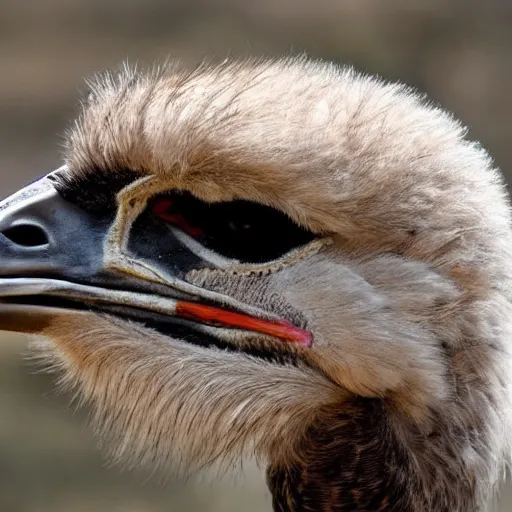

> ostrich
[0,57,510,511]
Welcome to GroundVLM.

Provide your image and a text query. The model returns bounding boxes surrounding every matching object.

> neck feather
[266,397,478,512]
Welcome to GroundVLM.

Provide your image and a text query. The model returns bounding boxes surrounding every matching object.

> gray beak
[0,169,312,346]
[0,170,108,281]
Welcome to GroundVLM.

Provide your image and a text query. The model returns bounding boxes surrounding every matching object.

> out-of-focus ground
[0,1,511,511]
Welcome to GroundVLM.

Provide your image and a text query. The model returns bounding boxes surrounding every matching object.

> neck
[265,398,477,512]
[266,398,411,511]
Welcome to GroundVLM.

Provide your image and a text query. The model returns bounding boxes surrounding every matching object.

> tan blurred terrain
[0,1,511,511]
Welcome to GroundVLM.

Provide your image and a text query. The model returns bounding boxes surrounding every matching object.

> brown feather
[22,56,512,511]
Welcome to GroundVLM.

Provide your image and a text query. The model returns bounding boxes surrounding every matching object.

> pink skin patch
[176,301,313,347]
[152,198,204,238]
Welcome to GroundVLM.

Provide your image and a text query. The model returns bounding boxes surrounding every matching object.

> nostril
[1,224,49,247]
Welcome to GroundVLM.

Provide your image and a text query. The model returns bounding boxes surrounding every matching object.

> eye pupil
[151,192,315,263]
[228,221,252,232]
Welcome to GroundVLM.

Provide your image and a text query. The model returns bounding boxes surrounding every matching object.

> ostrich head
[0,57,511,511]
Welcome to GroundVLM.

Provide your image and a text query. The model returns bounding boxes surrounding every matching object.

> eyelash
[53,167,143,214]
[150,192,316,263]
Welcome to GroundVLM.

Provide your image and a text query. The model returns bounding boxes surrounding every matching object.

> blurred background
[0,1,511,510]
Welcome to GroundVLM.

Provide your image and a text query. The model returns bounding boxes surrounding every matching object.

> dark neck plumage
[266,398,415,512]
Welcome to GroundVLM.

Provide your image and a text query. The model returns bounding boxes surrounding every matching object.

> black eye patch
[151,191,316,263]
[53,170,317,264]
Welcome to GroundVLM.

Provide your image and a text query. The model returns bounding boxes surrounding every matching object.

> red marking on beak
[176,301,312,347]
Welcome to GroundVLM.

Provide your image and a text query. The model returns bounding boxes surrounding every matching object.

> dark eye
[151,192,316,263]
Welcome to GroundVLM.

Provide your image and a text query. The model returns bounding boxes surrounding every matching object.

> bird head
[0,58,511,510]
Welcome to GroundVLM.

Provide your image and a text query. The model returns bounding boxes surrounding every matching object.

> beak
[0,169,312,347]
[0,169,108,280]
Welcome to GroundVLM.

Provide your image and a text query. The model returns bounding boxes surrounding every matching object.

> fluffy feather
[27,56,512,510]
